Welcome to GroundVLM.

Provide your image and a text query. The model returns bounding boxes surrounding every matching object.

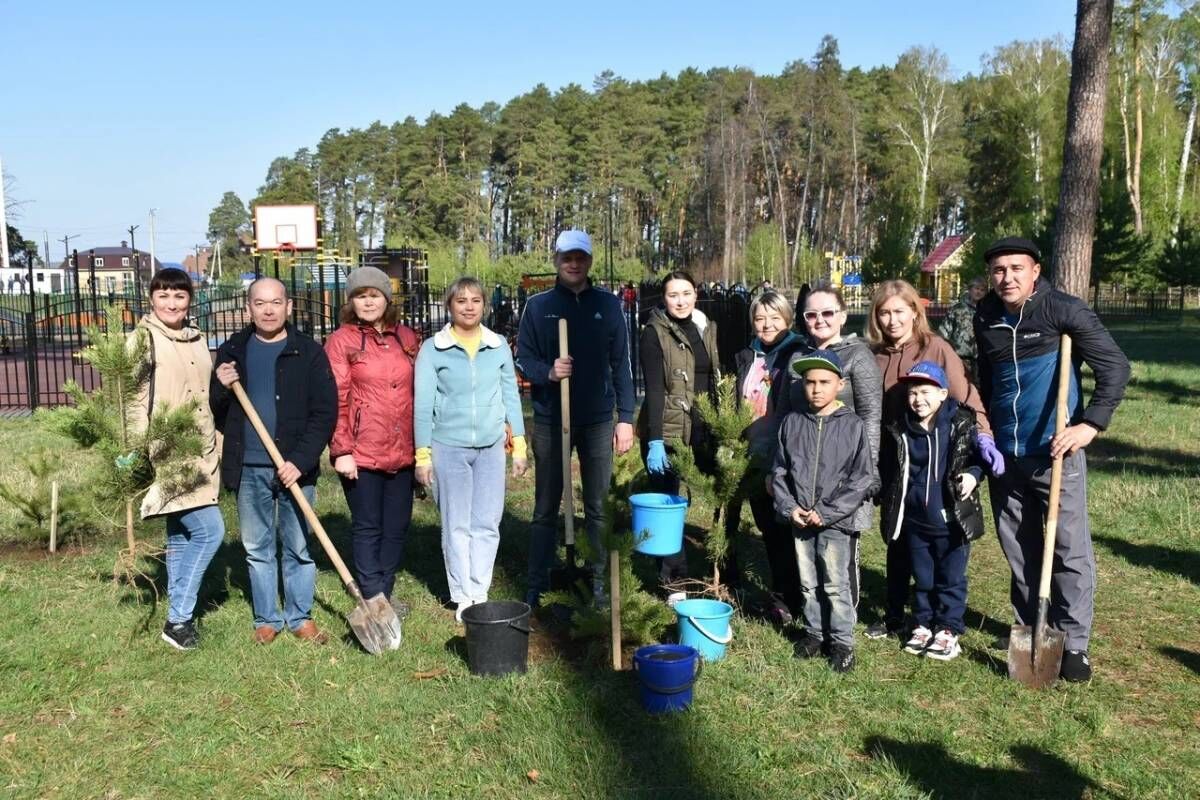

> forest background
[190,2,1200,293]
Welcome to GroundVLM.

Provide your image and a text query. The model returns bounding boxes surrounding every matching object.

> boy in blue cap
[879,361,985,661]
[771,349,875,673]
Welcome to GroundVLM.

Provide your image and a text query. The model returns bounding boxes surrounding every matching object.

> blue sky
[1,1,1077,263]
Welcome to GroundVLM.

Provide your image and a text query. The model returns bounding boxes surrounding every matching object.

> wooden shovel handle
[1038,335,1072,601]
[558,318,575,547]
[230,381,362,600]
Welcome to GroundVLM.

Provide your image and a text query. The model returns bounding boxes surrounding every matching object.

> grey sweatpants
[989,450,1096,651]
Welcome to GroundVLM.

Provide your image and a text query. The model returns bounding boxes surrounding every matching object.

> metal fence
[1,279,1194,411]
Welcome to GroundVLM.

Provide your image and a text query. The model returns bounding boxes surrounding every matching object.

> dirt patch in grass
[0,540,92,563]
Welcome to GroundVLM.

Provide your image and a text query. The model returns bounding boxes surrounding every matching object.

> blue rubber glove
[976,433,1006,477]
[646,440,669,474]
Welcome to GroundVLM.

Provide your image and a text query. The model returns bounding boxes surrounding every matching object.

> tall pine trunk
[1053,0,1116,299]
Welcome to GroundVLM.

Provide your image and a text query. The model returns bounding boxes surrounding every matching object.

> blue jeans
[433,439,506,605]
[164,504,225,624]
[237,466,317,632]
[908,528,970,634]
[340,467,414,599]
[793,527,855,648]
[527,419,612,600]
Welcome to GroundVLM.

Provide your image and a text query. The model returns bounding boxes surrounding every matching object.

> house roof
[920,234,972,273]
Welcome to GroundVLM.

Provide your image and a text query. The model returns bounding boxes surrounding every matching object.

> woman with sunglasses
[865,279,999,640]
[792,284,883,617]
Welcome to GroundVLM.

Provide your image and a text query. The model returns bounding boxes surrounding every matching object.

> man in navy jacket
[210,278,337,645]
[974,237,1130,683]
[516,230,635,605]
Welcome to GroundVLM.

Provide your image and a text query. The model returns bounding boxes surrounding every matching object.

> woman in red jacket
[325,267,419,612]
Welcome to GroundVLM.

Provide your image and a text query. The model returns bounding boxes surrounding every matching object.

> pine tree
[46,307,205,583]
[667,376,757,596]
[0,450,94,544]
[542,448,677,648]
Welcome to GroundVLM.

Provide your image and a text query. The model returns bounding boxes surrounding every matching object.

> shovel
[548,318,592,595]
[231,381,402,655]
[1008,334,1072,688]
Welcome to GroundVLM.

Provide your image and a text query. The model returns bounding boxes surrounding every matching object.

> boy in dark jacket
[879,362,985,661]
[771,350,875,673]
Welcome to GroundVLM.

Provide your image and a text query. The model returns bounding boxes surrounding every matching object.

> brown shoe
[291,620,329,644]
[253,626,278,645]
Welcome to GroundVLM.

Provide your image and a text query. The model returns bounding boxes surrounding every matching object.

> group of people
[633,236,1130,680]
[130,231,1130,686]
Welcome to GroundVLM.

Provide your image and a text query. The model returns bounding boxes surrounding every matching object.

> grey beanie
[346,266,392,298]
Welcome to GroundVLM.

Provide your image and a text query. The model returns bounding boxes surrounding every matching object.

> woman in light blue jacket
[414,277,528,621]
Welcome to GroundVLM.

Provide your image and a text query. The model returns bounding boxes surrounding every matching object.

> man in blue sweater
[516,230,635,606]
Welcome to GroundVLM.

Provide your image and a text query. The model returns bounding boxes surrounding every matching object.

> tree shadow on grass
[1092,533,1199,586]
[1086,438,1200,480]
[1126,376,1200,406]
[864,736,1107,800]
[1159,646,1200,676]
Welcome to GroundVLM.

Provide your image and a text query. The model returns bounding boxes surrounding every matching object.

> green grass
[1,320,1198,798]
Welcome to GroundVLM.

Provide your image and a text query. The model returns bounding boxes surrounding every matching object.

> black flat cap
[984,236,1042,262]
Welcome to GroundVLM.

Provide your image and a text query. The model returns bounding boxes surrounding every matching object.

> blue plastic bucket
[632,644,702,713]
[674,599,734,661]
[629,493,688,556]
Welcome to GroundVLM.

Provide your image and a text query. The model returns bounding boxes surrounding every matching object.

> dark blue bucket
[632,644,702,714]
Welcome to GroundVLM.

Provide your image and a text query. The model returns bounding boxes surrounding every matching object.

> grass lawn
[0,319,1197,799]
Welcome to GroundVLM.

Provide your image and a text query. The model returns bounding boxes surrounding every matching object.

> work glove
[976,433,1006,477]
[646,440,669,474]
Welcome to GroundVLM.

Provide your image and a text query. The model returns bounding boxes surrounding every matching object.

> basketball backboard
[254,204,318,250]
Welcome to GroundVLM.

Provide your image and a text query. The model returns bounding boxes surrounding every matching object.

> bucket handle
[508,618,531,634]
[633,657,702,695]
[686,615,733,645]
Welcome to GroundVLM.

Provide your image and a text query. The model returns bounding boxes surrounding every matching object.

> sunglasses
[803,309,841,321]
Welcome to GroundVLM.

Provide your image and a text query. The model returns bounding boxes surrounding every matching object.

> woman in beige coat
[130,268,224,651]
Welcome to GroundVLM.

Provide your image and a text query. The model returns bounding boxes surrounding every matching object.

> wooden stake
[49,481,59,554]
[125,500,135,552]
[610,549,622,670]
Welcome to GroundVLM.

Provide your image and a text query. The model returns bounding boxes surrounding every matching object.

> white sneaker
[666,592,687,608]
[904,625,934,655]
[925,629,961,661]
[454,600,475,623]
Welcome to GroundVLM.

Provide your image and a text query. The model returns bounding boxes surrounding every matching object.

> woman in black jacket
[731,291,807,623]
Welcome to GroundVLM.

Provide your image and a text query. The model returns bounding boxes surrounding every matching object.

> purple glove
[976,433,1006,477]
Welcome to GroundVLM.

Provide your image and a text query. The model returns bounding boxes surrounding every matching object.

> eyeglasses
[803,309,840,321]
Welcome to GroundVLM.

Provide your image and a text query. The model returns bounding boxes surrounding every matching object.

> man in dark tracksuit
[516,230,635,606]
[974,237,1130,682]
[211,278,338,644]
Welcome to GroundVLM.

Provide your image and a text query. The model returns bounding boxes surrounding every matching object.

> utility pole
[148,208,157,273]
[60,234,79,289]
[127,224,140,297]
[43,231,50,268]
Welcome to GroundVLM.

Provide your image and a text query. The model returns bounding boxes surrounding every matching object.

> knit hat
[346,266,393,299]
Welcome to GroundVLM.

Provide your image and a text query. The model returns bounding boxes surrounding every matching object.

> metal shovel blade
[1007,624,1067,689]
[347,593,403,655]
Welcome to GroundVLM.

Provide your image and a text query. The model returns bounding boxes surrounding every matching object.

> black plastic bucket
[461,600,531,677]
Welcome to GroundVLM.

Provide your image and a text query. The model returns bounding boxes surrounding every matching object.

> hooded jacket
[770,404,876,533]
[325,322,420,473]
[209,324,337,491]
[879,399,985,543]
[973,279,1130,458]
[788,334,883,531]
[873,334,992,436]
[128,314,222,519]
